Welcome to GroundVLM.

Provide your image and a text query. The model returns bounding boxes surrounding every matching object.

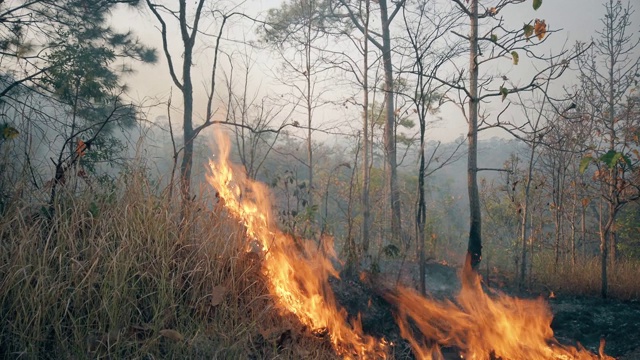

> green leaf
[500,86,509,102]
[511,51,519,65]
[533,0,542,11]
[523,24,534,39]
[490,34,498,42]
[579,156,592,174]
[599,150,620,168]
[622,154,633,169]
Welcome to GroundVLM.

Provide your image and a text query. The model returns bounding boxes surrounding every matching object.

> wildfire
[206,132,612,360]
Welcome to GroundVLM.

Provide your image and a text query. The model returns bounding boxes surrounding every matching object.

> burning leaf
[534,19,547,40]
[159,329,184,342]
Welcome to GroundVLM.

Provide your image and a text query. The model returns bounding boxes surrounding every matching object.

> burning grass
[206,131,614,360]
[0,172,335,359]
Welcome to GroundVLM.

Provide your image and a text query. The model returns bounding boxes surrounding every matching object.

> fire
[206,132,611,360]
[386,262,613,359]
[206,132,386,358]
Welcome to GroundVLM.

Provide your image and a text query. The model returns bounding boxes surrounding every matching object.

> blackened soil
[550,296,640,357]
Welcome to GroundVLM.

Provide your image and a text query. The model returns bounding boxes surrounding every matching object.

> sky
[113,0,640,145]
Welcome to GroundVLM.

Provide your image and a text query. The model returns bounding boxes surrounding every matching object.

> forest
[0,0,639,359]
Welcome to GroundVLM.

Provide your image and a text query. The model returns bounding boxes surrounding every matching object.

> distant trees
[575,0,640,298]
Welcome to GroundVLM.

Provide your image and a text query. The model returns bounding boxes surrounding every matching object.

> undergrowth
[530,252,640,300]
[0,172,337,359]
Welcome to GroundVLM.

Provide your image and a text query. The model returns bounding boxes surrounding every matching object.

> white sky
[113,0,640,144]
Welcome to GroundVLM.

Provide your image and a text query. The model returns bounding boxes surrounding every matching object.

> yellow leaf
[2,126,18,139]
[511,51,520,65]
[159,329,184,342]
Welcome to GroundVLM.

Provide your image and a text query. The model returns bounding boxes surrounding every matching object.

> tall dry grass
[0,172,336,359]
[531,252,640,300]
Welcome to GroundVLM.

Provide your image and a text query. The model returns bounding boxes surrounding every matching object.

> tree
[221,50,292,180]
[399,0,463,294]
[0,0,156,211]
[260,0,338,220]
[437,0,574,271]
[0,0,155,98]
[145,1,260,212]
[335,0,406,245]
[576,0,640,298]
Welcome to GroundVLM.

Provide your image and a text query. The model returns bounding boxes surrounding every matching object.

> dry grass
[531,252,640,300]
[0,172,337,359]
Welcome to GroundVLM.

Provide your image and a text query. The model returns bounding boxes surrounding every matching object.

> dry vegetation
[530,254,640,301]
[1,169,639,359]
[0,172,336,359]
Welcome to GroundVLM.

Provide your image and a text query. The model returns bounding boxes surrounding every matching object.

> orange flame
[206,132,386,358]
[206,131,611,360]
[386,260,612,359]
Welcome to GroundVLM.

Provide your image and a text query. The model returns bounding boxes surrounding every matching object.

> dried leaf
[159,329,184,342]
[76,139,87,157]
[211,285,227,306]
[534,19,547,40]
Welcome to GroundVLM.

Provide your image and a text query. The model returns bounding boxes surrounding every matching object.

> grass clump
[531,252,640,300]
[0,172,336,359]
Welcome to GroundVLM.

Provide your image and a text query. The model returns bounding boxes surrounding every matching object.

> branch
[146,0,183,90]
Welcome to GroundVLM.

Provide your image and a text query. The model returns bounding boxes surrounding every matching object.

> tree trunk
[466,0,482,270]
[417,134,427,295]
[306,17,314,215]
[519,143,536,288]
[361,0,371,256]
[379,0,401,244]
[180,49,195,214]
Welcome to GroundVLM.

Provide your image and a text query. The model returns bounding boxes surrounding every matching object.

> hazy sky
[114,0,640,144]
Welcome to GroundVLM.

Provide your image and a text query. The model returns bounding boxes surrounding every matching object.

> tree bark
[379,0,401,244]
[361,0,371,256]
[466,0,482,270]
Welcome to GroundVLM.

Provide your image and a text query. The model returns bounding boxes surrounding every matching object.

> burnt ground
[329,260,640,359]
